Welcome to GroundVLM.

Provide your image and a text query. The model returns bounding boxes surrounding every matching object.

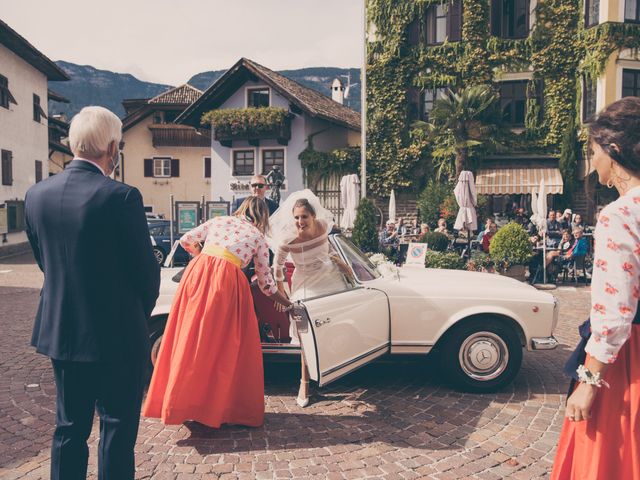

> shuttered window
[204,157,211,178]
[35,160,42,183]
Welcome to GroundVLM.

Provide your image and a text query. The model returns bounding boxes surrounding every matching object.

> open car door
[292,287,390,387]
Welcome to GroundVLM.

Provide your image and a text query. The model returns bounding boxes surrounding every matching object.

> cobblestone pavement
[0,253,589,479]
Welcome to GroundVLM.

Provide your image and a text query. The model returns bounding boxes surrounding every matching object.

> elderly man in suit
[233,174,279,215]
[25,106,160,480]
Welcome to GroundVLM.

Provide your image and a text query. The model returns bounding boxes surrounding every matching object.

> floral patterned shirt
[585,185,640,364]
[179,216,277,296]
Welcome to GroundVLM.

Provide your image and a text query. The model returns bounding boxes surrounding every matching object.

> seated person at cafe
[514,208,527,225]
[545,229,574,267]
[435,218,449,235]
[545,210,562,248]
[571,213,586,231]
[558,209,572,230]
[379,220,399,249]
[482,222,497,253]
[558,227,588,268]
[396,217,409,236]
[419,223,430,236]
[476,217,494,244]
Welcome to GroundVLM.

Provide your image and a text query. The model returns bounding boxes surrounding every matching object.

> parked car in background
[149,234,559,392]
[147,220,190,266]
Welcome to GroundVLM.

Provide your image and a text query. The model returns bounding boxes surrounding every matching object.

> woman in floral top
[144,197,291,428]
[552,97,640,479]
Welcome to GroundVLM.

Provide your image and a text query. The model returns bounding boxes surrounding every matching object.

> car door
[293,287,390,387]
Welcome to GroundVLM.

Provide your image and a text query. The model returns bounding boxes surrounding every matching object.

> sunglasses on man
[251,183,266,188]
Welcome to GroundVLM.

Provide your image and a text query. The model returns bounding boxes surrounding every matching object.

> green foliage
[417,180,454,227]
[489,222,532,268]
[352,198,379,253]
[414,85,501,177]
[201,107,288,137]
[420,231,450,251]
[558,114,578,208]
[367,0,640,202]
[300,146,360,188]
[424,251,466,270]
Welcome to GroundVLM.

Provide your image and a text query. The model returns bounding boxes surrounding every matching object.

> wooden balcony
[148,124,210,147]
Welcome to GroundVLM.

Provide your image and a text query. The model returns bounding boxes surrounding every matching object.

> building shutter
[1,150,12,186]
[407,18,421,45]
[447,0,462,41]
[406,87,421,122]
[171,159,180,177]
[144,158,153,177]
[204,157,211,178]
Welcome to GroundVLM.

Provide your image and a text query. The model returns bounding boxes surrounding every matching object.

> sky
[2,0,364,85]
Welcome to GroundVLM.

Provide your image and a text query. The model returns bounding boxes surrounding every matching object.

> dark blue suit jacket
[233,196,278,216]
[25,160,160,362]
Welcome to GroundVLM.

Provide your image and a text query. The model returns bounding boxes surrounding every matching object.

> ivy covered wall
[366,0,640,196]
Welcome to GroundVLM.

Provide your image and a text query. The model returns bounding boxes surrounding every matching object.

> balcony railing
[148,124,210,147]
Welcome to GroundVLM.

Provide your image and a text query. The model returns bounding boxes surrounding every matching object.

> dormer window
[491,0,530,39]
[247,88,270,108]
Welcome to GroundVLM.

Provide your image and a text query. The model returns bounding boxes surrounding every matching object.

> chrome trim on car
[531,336,559,350]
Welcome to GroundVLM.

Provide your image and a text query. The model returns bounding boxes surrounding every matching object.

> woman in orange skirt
[143,197,291,428]
[551,97,640,479]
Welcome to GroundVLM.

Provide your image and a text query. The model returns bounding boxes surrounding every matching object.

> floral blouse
[585,185,640,364]
[179,216,277,296]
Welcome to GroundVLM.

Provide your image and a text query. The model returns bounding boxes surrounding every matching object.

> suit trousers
[50,358,146,480]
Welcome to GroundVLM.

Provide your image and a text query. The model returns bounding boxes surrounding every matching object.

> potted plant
[488,222,532,281]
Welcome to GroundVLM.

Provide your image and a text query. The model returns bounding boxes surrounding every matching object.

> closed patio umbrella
[453,171,478,233]
[389,189,396,223]
[339,174,360,230]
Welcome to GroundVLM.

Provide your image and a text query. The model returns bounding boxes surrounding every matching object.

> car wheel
[149,315,168,367]
[437,319,522,392]
[152,247,165,265]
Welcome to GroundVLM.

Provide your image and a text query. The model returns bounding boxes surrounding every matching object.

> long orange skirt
[142,254,264,428]
[551,324,640,479]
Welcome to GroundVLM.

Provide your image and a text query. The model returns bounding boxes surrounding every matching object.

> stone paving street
[0,253,589,479]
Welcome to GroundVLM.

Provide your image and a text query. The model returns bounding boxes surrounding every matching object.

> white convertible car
[149,235,558,392]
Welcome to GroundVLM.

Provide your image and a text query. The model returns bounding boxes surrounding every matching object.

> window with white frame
[247,88,270,108]
[582,76,597,121]
[261,149,285,175]
[233,150,255,176]
[153,157,171,177]
[425,4,447,45]
[623,69,640,97]
[422,87,448,121]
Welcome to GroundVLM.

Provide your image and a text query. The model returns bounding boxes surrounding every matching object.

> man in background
[233,174,278,215]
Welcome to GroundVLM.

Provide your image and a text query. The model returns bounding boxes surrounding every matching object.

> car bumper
[531,336,559,350]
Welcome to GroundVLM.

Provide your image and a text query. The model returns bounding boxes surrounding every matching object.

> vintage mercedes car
[148,235,558,392]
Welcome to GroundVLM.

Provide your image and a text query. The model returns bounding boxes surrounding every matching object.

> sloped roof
[122,84,203,131]
[149,84,202,105]
[0,19,69,81]
[176,58,360,131]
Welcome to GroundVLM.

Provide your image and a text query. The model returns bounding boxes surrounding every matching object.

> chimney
[331,78,345,105]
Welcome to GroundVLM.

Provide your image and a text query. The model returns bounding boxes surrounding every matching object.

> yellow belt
[201,244,242,268]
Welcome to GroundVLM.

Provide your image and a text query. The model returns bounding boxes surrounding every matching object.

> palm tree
[414,84,501,178]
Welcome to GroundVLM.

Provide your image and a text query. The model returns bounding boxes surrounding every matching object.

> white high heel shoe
[296,381,310,407]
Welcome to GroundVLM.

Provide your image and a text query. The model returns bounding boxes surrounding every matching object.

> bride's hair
[235,196,270,234]
[292,198,316,216]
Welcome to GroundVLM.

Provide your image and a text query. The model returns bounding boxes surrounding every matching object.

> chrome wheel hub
[459,332,509,381]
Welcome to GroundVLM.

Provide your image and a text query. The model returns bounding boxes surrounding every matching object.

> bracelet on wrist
[576,364,610,388]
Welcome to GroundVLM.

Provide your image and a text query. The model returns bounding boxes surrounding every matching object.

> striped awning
[475,167,564,195]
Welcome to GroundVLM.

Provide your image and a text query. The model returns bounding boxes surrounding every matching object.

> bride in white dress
[268,190,350,406]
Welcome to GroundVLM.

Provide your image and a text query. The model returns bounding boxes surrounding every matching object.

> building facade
[178,58,361,213]
[366,0,640,221]
[0,19,69,249]
[119,84,210,217]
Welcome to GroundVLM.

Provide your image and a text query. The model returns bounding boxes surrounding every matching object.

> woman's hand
[565,382,598,422]
[272,285,291,312]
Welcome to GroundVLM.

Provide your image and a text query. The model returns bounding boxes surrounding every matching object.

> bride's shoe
[296,381,310,407]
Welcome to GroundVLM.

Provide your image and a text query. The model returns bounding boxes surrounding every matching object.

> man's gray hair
[69,106,122,158]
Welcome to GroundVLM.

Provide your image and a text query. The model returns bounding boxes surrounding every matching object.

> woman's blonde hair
[235,196,270,234]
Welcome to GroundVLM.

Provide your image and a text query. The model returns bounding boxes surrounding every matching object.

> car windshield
[333,235,381,282]
[148,224,164,236]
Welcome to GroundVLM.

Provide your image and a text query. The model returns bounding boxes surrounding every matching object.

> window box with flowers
[229,180,251,192]
[202,107,291,147]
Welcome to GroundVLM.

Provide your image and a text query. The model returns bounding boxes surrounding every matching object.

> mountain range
[48,61,361,119]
